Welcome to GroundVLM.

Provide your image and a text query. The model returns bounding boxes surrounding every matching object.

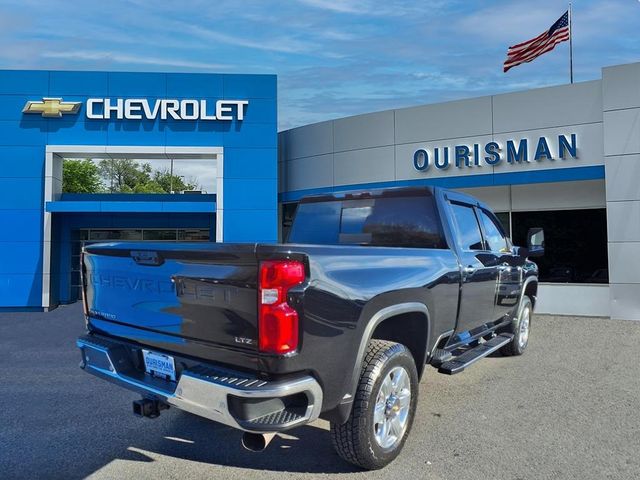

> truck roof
[298,186,437,204]
[298,185,492,212]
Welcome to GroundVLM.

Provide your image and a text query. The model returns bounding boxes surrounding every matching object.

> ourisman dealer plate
[142,349,176,381]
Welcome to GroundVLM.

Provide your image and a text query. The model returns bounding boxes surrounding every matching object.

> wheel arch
[348,303,431,397]
[521,276,538,310]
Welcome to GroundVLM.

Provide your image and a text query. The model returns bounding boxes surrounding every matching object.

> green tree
[133,180,165,193]
[62,159,102,193]
[152,168,198,193]
[97,159,200,193]
[98,159,154,193]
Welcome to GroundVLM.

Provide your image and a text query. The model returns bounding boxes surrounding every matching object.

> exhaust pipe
[241,432,276,452]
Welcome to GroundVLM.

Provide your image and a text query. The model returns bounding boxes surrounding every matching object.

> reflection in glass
[178,229,210,241]
[478,209,509,252]
[88,230,143,241]
[450,203,484,251]
[512,209,608,284]
[143,230,178,241]
[62,157,217,194]
[288,195,446,249]
[80,228,211,244]
[495,212,511,237]
[70,228,212,300]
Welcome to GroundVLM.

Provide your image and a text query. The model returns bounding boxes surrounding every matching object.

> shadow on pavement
[69,412,360,477]
[0,303,359,479]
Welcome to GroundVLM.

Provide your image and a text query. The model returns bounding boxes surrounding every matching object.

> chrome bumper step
[77,335,323,433]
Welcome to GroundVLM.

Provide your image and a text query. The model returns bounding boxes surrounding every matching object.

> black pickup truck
[77,186,543,470]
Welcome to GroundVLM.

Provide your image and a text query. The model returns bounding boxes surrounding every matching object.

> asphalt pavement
[1,303,638,480]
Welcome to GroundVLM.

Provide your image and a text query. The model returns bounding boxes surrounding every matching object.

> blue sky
[0,0,639,130]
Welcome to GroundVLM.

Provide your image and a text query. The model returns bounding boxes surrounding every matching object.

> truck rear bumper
[76,335,323,433]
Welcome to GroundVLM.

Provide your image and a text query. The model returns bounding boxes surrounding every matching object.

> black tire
[330,340,418,470]
[500,295,533,356]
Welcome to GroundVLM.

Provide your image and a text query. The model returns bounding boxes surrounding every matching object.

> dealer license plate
[142,349,176,381]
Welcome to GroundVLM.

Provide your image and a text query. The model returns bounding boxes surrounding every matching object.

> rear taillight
[258,260,305,354]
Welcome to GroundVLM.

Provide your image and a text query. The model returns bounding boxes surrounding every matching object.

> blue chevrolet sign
[413,134,578,172]
[0,69,278,311]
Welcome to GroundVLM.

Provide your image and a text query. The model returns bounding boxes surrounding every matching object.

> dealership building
[1,62,639,320]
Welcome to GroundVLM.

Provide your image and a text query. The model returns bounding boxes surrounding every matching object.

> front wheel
[501,295,533,356]
[330,340,418,470]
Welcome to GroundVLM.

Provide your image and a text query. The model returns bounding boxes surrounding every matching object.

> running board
[438,333,514,375]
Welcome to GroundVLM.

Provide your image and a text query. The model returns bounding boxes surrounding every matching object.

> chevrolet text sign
[86,98,248,121]
[22,97,249,121]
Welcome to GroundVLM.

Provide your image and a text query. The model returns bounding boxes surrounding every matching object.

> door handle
[463,266,476,275]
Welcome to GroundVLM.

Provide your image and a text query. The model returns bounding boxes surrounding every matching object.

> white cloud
[318,29,357,41]
[3,0,639,131]
[457,0,639,46]
[296,0,447,16]
[296,0,362,14]
[182,23,316,54]
[41,51,229,70]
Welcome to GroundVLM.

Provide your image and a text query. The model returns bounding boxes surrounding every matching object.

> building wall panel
[492,81,602,133]
[282,121,333,160]
[285,154,334,191]
[511,180,606,211]
[395,96,492,144]
[333,146,395,186]
[604,154,640,202]
[333,110,394,152]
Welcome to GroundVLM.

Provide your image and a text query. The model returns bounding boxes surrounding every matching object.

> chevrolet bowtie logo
[22,98,82,118]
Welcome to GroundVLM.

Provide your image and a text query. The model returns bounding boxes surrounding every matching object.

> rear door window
[478,209,509,253]
[449,203,484,251]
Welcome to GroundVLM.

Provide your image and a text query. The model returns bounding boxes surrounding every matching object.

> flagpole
[569,2,574,83]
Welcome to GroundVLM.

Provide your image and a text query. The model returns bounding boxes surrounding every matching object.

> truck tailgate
[83,242,259,354]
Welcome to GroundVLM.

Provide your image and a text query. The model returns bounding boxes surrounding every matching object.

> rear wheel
[500,295,532,356]
[330,340,418,470]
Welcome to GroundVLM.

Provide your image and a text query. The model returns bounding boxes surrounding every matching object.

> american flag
[503,11,570,72]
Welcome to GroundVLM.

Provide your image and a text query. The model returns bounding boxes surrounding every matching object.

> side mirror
[527,227,545,257]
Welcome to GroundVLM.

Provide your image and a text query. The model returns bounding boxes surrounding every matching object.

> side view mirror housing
[526,227,545,257]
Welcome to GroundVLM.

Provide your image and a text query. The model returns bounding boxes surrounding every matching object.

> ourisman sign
[413,134,577,172]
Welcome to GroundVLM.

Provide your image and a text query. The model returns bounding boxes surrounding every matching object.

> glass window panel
[281,203,298,242]
[170,159,217,194]
[282,203,298,226]
[62,157,216,194]
[88,229,142,241]
[177,229,210,241]
[288,193,446,249]
[288,201,342,244]
[339,203,374,243]
[478,209,509,252]
[511,209,608,284]
[450,203,484,251]
[495,212,510,237]
[348,196,445,248]
[143,230,177,241]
